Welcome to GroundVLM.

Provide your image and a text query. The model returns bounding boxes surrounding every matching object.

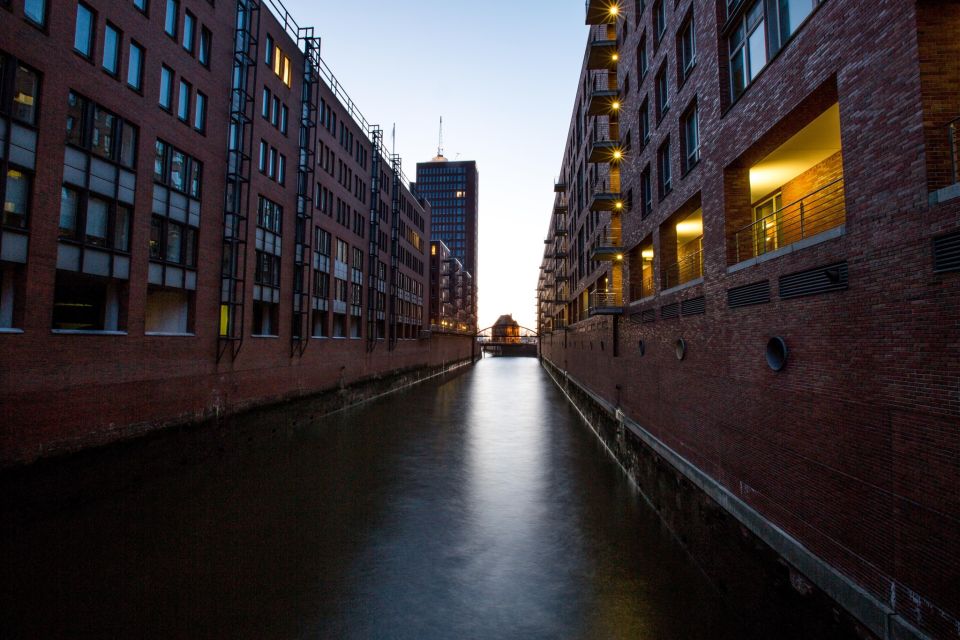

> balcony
[587,24,618,70]
[552,250,569,260]
[733,179,846,264]
[554,197,568,214]
[662,236,703,290]
[587,71,619,116]
[589,119,620,164]
[589,169,623,211]
[585,0,621,24]
[588,290,623,315]
[590,231,624,261]
[554,222,568,236]
[554,180,567,193]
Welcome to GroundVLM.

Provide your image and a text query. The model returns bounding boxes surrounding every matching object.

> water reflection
[1,358,748,639]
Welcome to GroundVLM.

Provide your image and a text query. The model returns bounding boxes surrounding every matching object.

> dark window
[133,0,147,14]
[159,65,173,110]
[639,98,649,146]
[127,42,144,91]
[24,0,46,26]
[182,11,194,53]
[655,64,669,119]
[154,139,202,198]
[280,104,288,134]
[193,91,206,132]
[164,0,178,38]
[102,23,120,75]
[654,0,666,41]
[58,185,131,252]
[679,15,696,80]
[74,3,95,58]
[637,36,648,79]
[2,168,31,229]
[658,139,671,197]
[2,61,41,125]
[198,27,211,66]
[257,196,282,234]
[177,79,190,121]
[682,101,699,172]
[65,91,138,169]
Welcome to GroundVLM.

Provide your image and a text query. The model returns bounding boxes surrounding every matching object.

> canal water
[1,358,755,639]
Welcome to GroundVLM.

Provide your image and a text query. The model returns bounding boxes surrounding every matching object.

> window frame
[73,2,96,60]
[159,65,174,111]
[23,0,47,28]
[102,22,121,77]
[164,0,178,39]
[126,41,144,92]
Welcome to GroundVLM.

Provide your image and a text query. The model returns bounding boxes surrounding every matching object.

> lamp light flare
[609,5,619,15]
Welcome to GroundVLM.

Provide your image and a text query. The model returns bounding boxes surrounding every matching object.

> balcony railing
[590,232,623,260]
[588,71,619,115]
[589,119,620,163]
[733,179,845,264]
[554,222,568,236]
[554,196,568,214]
[588,290,623,315]
[662,237,704,290]
[589,168,622,211]
[554,180,567,193]
[587,24,618,70]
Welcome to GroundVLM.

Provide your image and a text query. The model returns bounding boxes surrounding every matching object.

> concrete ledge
[540,359,930,640]
[660,277,703,297]
[929,182,960,205]
[727,225,845,274]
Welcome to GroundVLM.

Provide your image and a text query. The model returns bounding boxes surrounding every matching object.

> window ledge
[627,295,656,308]
[929,182,960,205]
[251,334,279,338]
[661,277,703,297]
[726,225,845,274]
[145,332,195,337]
[51,329,128,336]
[0,328,24,334]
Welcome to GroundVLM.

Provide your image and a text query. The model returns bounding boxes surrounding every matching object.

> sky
[282,0,587,331]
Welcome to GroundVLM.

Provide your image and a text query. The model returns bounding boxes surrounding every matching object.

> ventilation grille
[779,262,848,299]
[661,302,680,319]
[681,296,706,316]
[642,308,656,323]
[933,231,960,273]
[728,280,771,308]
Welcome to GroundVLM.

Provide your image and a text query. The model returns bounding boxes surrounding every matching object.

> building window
[52,270,126,331]
[164,0,178,38]
[159,65,173,110]
[65,91,138,168]
[653,0,666,42]
[637,36,648,79]
[639,98,649,146]
[277,154,285,185]
[127,42,144,91]
[133,0,147,14]
[2,59,40,126]
[24,0,46,26]
[198,28,211,67]
[658,139,671,198]
[271,43,292,87]
[58,186,131,252]
[257,195,282,234]
[280,104,288,135]
[154,139,202,198]
[193,91,206,132]
[177,79,190,122]
[655,63,669,120]
[258,140,266,173]
[270,95,279,126]
[74,3,95,58]
[682,101,699,173]
[679,14,696,80]
[264,34,274,66]
[102,24,120,75]
[2,168,31,230]
[182,11,194,53]
[261,87,270,119]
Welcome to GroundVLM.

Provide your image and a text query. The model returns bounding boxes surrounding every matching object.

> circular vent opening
[766,336,788,371]
[675,338,686,361]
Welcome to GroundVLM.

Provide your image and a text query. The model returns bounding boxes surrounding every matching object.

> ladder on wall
[217,0,261,363]
[366,126,384,352]
[291,27,320,357]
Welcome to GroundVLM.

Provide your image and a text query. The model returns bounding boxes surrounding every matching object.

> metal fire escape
[291,28,320,356]
[388,154,402,351]
[366,126,384,351]
[218,0,261,362]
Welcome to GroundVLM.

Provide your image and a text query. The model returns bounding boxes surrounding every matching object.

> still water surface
[1,358,752,639]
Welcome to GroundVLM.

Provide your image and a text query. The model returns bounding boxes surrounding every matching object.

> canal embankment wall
[540,357,933,640]
[0,334,475,469]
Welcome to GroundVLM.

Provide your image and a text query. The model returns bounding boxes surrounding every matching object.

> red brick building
[0,0,471,466]
[428,239,475,333]
[538,1,959,638]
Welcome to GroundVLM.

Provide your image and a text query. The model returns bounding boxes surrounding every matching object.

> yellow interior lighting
[641,249,654,259]
[609,5,619,15]
[611,101,621,111]
[611,53,619,62]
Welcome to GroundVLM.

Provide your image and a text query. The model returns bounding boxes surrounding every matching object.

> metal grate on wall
[779,262,848,300]
[641,308,656,323]
[681,296,706,316]
[933,230,960,273]
[661,302,680,319]
[728,280,771,308]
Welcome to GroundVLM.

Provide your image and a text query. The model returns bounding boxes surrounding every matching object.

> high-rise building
[536,1,959,639]
[416,155,478,329]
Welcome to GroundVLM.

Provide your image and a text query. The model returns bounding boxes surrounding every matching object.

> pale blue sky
[282,0,587,330]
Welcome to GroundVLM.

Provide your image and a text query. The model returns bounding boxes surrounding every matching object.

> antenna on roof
[438,116,444,158]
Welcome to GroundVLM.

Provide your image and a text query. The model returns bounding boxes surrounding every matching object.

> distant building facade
[416,156,478,329]
[0,0,472,466]
[428,239,473,332]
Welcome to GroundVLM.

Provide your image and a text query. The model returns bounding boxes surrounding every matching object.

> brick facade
[538,1,959,638]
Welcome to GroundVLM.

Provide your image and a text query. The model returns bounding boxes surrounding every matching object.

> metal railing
[661,237,704,289]
[590,70,618,93]
[590,119,618,145]
[592,230,623,251]
[733,179,845,264]
[590,23,617,44]
[949,117,960,185]
[589,290,623,310]
[589,165,620,196]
